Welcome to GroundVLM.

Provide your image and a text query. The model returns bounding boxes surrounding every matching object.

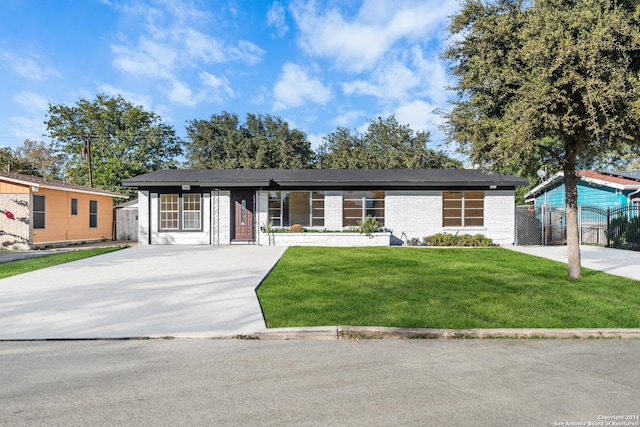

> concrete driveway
[0,245,286,340]
[506,245,640,281]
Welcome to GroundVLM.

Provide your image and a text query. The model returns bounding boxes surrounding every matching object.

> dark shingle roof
[122,169,528,190]
[0,171,127,198]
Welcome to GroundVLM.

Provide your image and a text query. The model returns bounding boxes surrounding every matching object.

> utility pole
[83,134,93,187]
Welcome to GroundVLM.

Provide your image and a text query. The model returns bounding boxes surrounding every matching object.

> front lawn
[0,247,125,279]
[257,247,640,329]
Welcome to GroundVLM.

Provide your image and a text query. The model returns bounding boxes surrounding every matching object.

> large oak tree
[319,115,462,169]
[444,0,640,279]
[185,112,313,169]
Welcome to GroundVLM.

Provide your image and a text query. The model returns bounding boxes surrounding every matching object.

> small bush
[405,237,422,246]
[423,233,493,247]
[289,224,305,233]
[358,216,380,237]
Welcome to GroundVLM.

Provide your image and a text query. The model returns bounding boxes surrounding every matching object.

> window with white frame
[160,193,202,231]
[268,191,324,227]
[182,193,201,230]
[342,191,385,227]
[442,191,484,227]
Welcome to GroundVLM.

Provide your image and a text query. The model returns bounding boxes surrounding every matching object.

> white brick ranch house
[122,169,528,246]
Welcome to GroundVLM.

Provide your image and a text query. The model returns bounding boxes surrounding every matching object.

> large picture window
[443,191,484,227]
[268,191,324,227]
[33,195,45,229]
[160,193,202,231]
[342,191,385,227]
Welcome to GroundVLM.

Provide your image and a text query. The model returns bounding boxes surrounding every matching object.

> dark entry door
[233,191,254,240]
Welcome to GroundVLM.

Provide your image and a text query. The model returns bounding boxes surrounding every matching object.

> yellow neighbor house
[0,171,126,249]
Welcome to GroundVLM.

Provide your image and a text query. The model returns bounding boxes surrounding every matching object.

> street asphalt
[1,339,639,426]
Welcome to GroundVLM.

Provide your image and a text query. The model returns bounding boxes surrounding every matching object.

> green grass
[0,247,125,279]
[257,247,640,329]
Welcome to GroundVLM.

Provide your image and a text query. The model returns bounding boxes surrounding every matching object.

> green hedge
[405,233,493,247]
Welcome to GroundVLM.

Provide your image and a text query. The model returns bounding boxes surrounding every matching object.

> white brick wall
[149,192,212,245]
[142,188,517,246]
[484,190,516,245]
[259,232,391,246]
[137,191,149,245]
[385,190,516,245]
[324,192,343,230]
[213,190,231,245]
[386,191,441,241]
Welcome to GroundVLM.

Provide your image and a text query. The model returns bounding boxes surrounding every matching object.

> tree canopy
[0,140,63,179]
[184,112,313,169]
[46,94,182,194]
[319,115,462,169]
[444,0,640,279]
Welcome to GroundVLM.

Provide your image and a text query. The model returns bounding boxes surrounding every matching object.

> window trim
[158,193,203,232]
[442,191,485,227]
[89,200,98,228]
[342,191,385,227]
[267,191,325,228]
[33,194,46,229]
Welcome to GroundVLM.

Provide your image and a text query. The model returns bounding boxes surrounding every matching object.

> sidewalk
[0,241,133,264]
[505,245,640,281]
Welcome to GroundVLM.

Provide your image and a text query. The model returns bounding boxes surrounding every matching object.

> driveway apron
[0,245,287,339]
[506,245,640,281]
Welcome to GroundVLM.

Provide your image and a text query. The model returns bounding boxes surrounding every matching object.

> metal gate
[516,204,640,251]
[515,205,566,245]
[607,205,640,251]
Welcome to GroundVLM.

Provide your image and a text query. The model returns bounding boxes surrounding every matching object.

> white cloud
[12,91,50,112]
[273,63,331,110]
[168,80,196,106]
[1,52,60,81]
[228,40,265,66]
[307,132,324,151]
[97,84,153,110]
[332,109,366,127]
[394,100,443,136]
[8,116,47,141]
[342,59,419,101]
[199,71,234,102]
[290,0,458,73]
[107,0,265,108]
[411,46,449,105]
[111,38,177,79]
[267,2,289,37]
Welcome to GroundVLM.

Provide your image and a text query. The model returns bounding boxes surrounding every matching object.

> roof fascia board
[580,176,640,191]
[524,172,564,198]
[0,176,40,190]
[1,176,126,198]
[37,184,128,198]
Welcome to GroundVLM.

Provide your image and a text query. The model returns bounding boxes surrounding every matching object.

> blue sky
[0,0,460,155]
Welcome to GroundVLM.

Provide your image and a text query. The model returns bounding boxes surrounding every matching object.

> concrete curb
[248,326,640,340]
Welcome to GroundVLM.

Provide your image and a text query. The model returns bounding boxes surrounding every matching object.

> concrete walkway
[0,245,286,340]
[505,245,640,281]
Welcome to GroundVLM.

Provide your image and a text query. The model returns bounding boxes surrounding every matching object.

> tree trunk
[563,147,581,280]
